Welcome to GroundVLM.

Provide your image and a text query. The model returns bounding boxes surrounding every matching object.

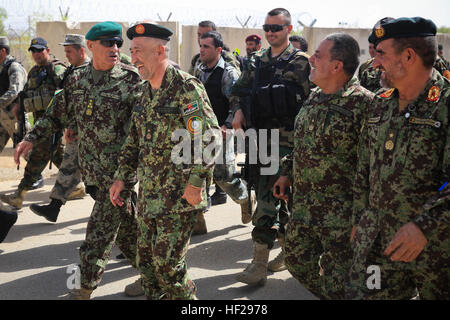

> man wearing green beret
[14,21,142,299]
[109,22,221,300]
[348,17,449,299]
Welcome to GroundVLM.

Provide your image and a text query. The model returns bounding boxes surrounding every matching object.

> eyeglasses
[30,48,45,53]
[99,39,123,48]
[262,24,289,33]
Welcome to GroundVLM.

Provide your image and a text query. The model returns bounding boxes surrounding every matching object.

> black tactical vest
[203,65,230,126]
[0,58,16,96]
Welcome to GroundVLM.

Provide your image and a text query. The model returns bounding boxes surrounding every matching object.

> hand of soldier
[109,179,125,207]
[384,222,428,262]
[220,125,229,139]
[182,183,203,206]
[14,140,33,166]
[273,176,291,201]
[232,109,247,131]
[65,129,77,143]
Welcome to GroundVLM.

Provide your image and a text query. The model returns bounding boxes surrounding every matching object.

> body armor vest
[0,58,16,96]
[203,64,230,126]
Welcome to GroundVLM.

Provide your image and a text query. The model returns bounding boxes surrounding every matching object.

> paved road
[0,164,317,300]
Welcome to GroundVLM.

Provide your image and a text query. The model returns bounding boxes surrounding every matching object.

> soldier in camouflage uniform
[274,33,374,299]
[1,37,67,209]
[243,34,262,72]
[348,17,449,300]
[29,34,90,223]
[0,37,27,153]
[231,8,311,285]
[110,22,220,300]
[358,18,394,93]
[14,22,142,300]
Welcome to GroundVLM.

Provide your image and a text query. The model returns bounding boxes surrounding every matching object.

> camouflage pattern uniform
[281,77,374,299]
[231,43,311,249]
[48,57,91,204]
[17,59,66,190]
[348,69,449,300]
[434,55,450,80]
[0,55,27,152]
[114,64,220,299]
[197,56,248,204]
[358,57,382,93]
[24,61,142,290]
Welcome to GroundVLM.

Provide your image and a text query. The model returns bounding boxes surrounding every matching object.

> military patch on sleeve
[380,88,395,98]
[186,116,203,134]
[426,86,441,102]
[182,101,200,116]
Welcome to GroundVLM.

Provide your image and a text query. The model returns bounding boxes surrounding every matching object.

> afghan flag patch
[183,101,200,116]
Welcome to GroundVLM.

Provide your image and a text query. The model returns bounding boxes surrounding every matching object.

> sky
[1,0,449,31]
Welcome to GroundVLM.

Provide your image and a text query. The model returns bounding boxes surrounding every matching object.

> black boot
[211,185,227,206]
[30,199,63,223]
[0,209,18,243]
[30,175,44,190]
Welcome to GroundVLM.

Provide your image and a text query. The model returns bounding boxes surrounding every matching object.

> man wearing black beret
[349,17,449,300]
[110,22,221,300]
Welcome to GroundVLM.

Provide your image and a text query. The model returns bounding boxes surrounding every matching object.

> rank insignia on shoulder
[426,86,440,102]
[182,101,199,116]
[186,116,203,134]
[380,88,395,98]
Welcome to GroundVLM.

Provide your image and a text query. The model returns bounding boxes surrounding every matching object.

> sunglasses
[99,39,123,48]
[30,48,45,53]
[263,24,289,33]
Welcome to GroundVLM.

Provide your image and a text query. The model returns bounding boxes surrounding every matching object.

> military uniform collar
[199,56,225,73]
[317,76,359,101]
[261,42,295,63]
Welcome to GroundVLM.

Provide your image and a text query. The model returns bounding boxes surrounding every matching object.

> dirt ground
[0,139,57,183]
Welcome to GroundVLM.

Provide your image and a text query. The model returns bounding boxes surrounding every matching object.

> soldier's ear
[334,60,344,73]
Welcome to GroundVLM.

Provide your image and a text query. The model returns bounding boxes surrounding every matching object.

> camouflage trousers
[251,146,291,249]
[136,208,199,300]
[49,139,83,204]
[347,214,449,300]
[213,134,248,204]
[0,107,16,153]
[284,220,353,299]
[79,188,138,290]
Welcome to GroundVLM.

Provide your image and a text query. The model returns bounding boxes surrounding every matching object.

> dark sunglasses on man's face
[263,24,289,33]
[99,39,123,48]
[30,48,45,53]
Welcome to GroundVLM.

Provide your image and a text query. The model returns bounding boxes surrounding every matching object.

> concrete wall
[181,25,269,72]
[304,26,450,67]
[36,21,180,66]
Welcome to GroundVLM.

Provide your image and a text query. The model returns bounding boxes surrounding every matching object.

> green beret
[368,17,394,44]
[126,23,173,41]
[369,17,437,47]
[86,21,122,41]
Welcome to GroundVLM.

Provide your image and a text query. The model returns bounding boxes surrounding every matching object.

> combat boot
[0,189,28,210]
[30,199,63,223]
[268,238,287,272]
[65,287,93,300]
[67,184,86,201]
[211,185,227,206]
[240,192,256,224]
[236,242,270,286]
[124,277,144,297]
[192,211,207,235]
[0,207,18,243]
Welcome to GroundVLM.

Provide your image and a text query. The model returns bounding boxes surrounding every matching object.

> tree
[438,26,450,34]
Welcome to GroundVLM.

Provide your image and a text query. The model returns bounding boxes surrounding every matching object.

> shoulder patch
[186,116,203,134]
[380,88,395,98]
[426,86,441,102]
[182,101,200,116]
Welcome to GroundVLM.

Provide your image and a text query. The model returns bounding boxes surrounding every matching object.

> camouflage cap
[59,34,86,47]
[369,17,437,46]
[0,36,9,47]
[28,37,48,51]
[126,23,173,41]
[86,21,122,41]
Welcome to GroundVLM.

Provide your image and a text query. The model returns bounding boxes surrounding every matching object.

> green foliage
[437,26,450,34]
[0,7,7,36]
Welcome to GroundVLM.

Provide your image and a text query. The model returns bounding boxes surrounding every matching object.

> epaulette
[379,88,395,98]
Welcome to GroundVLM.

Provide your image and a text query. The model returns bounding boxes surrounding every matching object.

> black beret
[368,17,395,44]
[369,17,437,46]
[127,23,173,41]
